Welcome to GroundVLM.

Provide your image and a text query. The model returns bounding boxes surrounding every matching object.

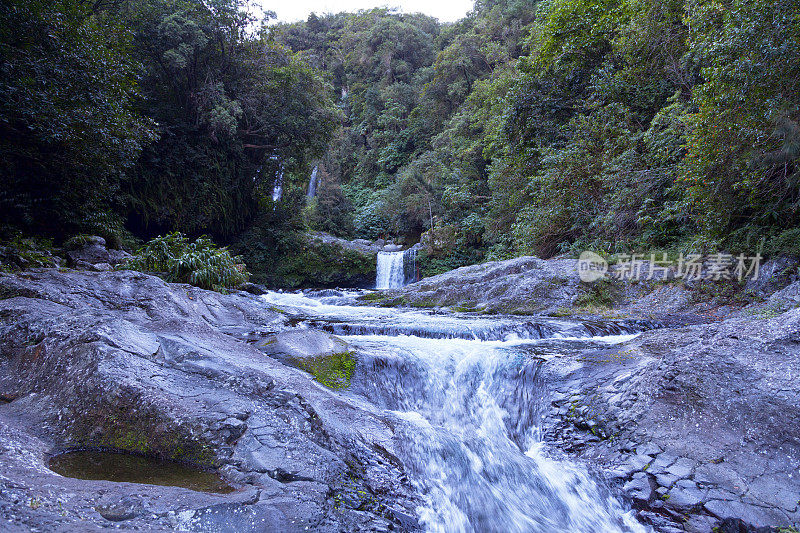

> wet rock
[384,255,582,314]
[665,457,695,479]
[665,480,704,511]
[649,453,678,473]
[537,293,800,530]
[91,262,114,272]
[714,517,774,533]
[95,496,145,521]
[654,472,679,488]
[239,282,267,295]
[636,443,662,457]
[260,329,350,361]
[619,454,653,476]
[624,472,655,505]
[744,257,800,297]
[308,231,382,255]
[0,270,419,531]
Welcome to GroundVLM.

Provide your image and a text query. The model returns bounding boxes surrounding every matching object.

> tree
[0,0,155,239]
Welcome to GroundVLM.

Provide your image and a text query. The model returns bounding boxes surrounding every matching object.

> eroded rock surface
[0,270,418,531]
[537,311,800,532]
[380,256,583,314]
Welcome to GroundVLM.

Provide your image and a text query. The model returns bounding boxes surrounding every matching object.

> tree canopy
[3,0,798,282]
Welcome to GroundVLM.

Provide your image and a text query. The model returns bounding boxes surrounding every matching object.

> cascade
[272,167,284,202]
[307,166,318,198]
[259,289,655,532]
[376,247,419,289]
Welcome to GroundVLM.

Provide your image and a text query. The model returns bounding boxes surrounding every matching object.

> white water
[261,290,651,533]
[272,167,284,202]
[376,250,407,289]
[307,165,318,198]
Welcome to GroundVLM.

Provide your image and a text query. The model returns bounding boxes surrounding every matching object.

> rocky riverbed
[377,255,800,532]
[0,270,419,531]
[1,254,799,532]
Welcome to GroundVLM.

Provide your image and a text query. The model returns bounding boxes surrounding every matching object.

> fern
[123,233,249,291]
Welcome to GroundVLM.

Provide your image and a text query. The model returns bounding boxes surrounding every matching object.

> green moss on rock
[293,351,357,390]
[246,235,377,289]
[66,398,218,468]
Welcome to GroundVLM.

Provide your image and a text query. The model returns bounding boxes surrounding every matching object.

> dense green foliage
[124,233,248,290]
[276,0,800,263]
[3,0,799,287]
[0,0,155,239]
[1,0,336,255]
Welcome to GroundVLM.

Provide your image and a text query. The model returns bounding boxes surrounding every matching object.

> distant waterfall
[376,248,418,289]
[307,166,318,198]
[272,167,284,202]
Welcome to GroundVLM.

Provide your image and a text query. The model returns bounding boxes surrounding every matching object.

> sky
[251,0,474,24]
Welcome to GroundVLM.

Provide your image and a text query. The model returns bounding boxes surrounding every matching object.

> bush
[0,228,57,271]
[124,233,248,291]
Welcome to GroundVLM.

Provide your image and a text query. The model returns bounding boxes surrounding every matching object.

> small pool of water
[49,450,235,494]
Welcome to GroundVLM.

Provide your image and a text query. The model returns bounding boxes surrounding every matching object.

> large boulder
[382,256,583,314]
[0,269,418,532]
[262,329,350,360]
[538,308,800,531]
[65,236,131,267]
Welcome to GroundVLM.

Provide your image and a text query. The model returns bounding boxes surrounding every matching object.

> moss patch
[294,351,357,390]
[358,292,388,302]
[66,392,218,468]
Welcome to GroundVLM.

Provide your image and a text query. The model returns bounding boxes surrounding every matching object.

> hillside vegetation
[2,0,798,284]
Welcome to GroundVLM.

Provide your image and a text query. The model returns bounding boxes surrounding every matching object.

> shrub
[0,229,57,271]
[124,233,248,291]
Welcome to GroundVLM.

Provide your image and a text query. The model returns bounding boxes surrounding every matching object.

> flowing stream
[262,290,652,533]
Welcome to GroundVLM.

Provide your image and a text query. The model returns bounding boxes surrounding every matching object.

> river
[262,289,653,533]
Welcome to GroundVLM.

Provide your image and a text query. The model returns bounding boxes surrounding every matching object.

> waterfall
[272,167,284,202]
[376,251,405,289]
[259,289,654,532]
[376,247,419,289]
[307,166,318,198]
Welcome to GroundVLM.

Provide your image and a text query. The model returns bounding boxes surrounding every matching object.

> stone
[622,453,653,474]
[714,517,774,533]
[260,329,350,361]
[665,457,695,479]
[744,257,800,297]
[666,480,705,511]
[624,472,655,504]
[648,453,678,473]
[65,237,131,267]
[95,496,144,521]
[746,474,800,512]
[91,262,113,272]
[0,270,418,531]
[654,472,679,488]
[238,282,266,295]
[704,500,787,528]
[384,255,583,314]
[636,443,662,457]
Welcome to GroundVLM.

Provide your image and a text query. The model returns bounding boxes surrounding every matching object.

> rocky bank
[0,269,419,531]
[1,250,799,532]
[377,254,800,532]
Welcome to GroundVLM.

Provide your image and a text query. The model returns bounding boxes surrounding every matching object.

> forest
[2,0,799,285]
